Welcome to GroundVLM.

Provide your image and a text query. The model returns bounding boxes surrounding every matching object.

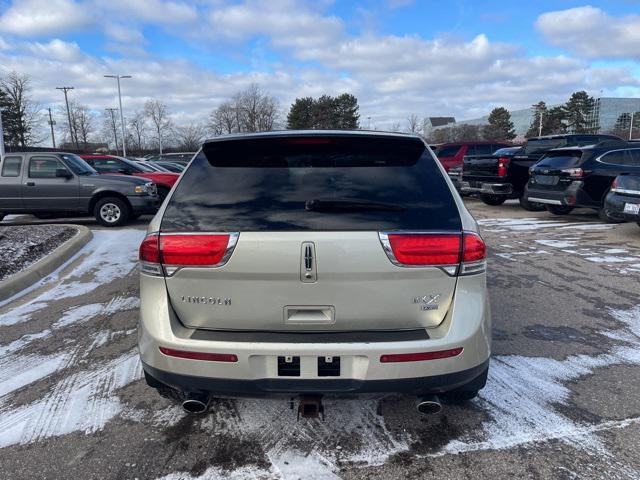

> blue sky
[0,0,638,137]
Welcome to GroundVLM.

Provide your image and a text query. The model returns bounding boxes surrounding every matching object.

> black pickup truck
[461,134,622,210]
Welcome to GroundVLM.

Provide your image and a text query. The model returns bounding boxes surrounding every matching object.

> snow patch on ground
[158,465,278,480]
[0,350,142,448]
[0,352,71,399]
[535,239,578,249]
[478,218,613,232]
[0,230,144,326]
[439,304,640,456]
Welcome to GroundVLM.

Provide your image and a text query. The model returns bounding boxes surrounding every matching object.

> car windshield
[133,161,156,172]
[61,154,97,175]
[493,147,521,156]
[524,138,567,154]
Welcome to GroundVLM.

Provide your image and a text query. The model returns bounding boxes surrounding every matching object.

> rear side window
[600,150,640,166]
[436,145,461,157]
[536,152,584,169]
[1,156,22,177]
[161,135,461,232]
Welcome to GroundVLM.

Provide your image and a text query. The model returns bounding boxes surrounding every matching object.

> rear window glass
[525,138,567,154]
[493,147,521,156]
[536,152,584,169]
[436,145,461,157]
[1,156,22,177]
[161,135,461,232]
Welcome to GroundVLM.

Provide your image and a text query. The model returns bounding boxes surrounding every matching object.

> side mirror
[55,168,73,179]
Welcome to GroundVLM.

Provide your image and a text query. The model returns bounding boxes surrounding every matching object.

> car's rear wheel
[94,197,130,227]
[519,194,545,211]
[598,207,624,223]
[480,194,507,206]
[546,205,573,215]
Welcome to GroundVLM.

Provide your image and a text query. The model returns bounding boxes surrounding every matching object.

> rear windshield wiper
[305,199,405,212]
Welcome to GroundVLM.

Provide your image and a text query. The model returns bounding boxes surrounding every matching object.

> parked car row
[441,134,640,228]
[0,152,162,226]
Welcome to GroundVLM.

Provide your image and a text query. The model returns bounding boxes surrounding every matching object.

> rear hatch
[529,150,585,192]
[158,134,462,332]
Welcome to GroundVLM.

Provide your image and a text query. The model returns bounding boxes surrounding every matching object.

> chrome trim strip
[527,197,562,205]
[612,187,640,196]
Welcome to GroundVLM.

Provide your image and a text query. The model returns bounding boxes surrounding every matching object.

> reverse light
[497,157,510,177]
[139,232,239,276]
[159,347,238,362]
[380,347,463,363]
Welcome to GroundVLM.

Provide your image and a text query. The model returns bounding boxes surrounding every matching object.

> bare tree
[389,121,402,132]
[144,99,173,155]
[208,101,237,135]
[208,84,280,135]
[0,71,43,147]
[175,122,206,151]
[63,100,96,148]
[127,111,147,155]
[405,114,422,135]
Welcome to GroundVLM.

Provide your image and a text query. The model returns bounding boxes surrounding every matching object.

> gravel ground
[0,225,77,281]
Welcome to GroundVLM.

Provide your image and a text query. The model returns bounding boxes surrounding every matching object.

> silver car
[138,131,490,416]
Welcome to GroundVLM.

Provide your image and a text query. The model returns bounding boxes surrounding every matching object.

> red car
[81,155,179,201]
[434,141,511,172]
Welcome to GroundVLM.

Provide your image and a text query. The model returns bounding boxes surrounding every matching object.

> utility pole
[104,75,132,157]
[0,108,5,159]
[538,110,543,137]
[47,107,56,148]
[105,108,119,153]
[56,86,78,149]
[630,112,635,141]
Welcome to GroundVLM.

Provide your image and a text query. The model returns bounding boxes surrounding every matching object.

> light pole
[48,107,56,148]
[56,86,78,149]
[104,75,131,157]
[0,108,5,159]
[630,112,635,141]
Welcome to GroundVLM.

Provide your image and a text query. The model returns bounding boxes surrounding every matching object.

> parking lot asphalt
[0,200,639,479]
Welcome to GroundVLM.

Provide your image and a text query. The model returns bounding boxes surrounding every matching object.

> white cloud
[0,0,92,36]
[100,0,197,25]
[23,39,84,62]
[536,6,640,59]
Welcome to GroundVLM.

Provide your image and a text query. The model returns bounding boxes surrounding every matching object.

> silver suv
[138,131,490,416]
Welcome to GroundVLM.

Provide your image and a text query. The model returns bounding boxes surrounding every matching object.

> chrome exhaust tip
[182,392,211,414]
[416,395,442,415]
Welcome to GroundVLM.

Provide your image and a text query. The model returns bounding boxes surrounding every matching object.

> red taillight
[139,233,160,263]
[387,234,461,265]
[462,232,486,262]
[380,347,463,363]
[160,234,231,266]
[383,232,485,266]
[562,167,583,178]
[139,233,238,275]
[159,347,238,362]
[497,157,510,177]
[611,178,618,189]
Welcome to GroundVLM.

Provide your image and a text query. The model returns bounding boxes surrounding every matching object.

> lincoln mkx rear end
[138,131,491,417]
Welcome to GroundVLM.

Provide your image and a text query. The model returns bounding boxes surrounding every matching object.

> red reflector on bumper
[380,347,463,363]
[159,347,238,362]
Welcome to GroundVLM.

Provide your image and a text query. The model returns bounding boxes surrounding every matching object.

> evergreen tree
[286,97,315,129]
[482,107,516,141]
[286,93,360,130]
[564,91,596,133]
[545,106,567,135]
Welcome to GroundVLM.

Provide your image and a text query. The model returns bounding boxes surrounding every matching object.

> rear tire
[598,207,624,223]
[546,205,573,215]
[480,194,507,206]
[519,194,545,212]
[94,197,130,227]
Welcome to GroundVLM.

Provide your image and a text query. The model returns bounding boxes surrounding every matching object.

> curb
[0,225,93,302]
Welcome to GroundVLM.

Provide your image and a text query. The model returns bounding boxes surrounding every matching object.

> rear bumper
[127,194,160,214]
[142,359,489,397]
[525,183,590,207]
[137,273,492,396]
[605,192,640,221]
[460,180,513,195]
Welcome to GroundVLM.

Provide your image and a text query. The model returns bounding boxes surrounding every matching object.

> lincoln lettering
[181,296,231,305]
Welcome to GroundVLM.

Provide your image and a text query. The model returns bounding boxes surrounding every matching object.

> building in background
[423,116,456,138]
[433,97,640,140]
